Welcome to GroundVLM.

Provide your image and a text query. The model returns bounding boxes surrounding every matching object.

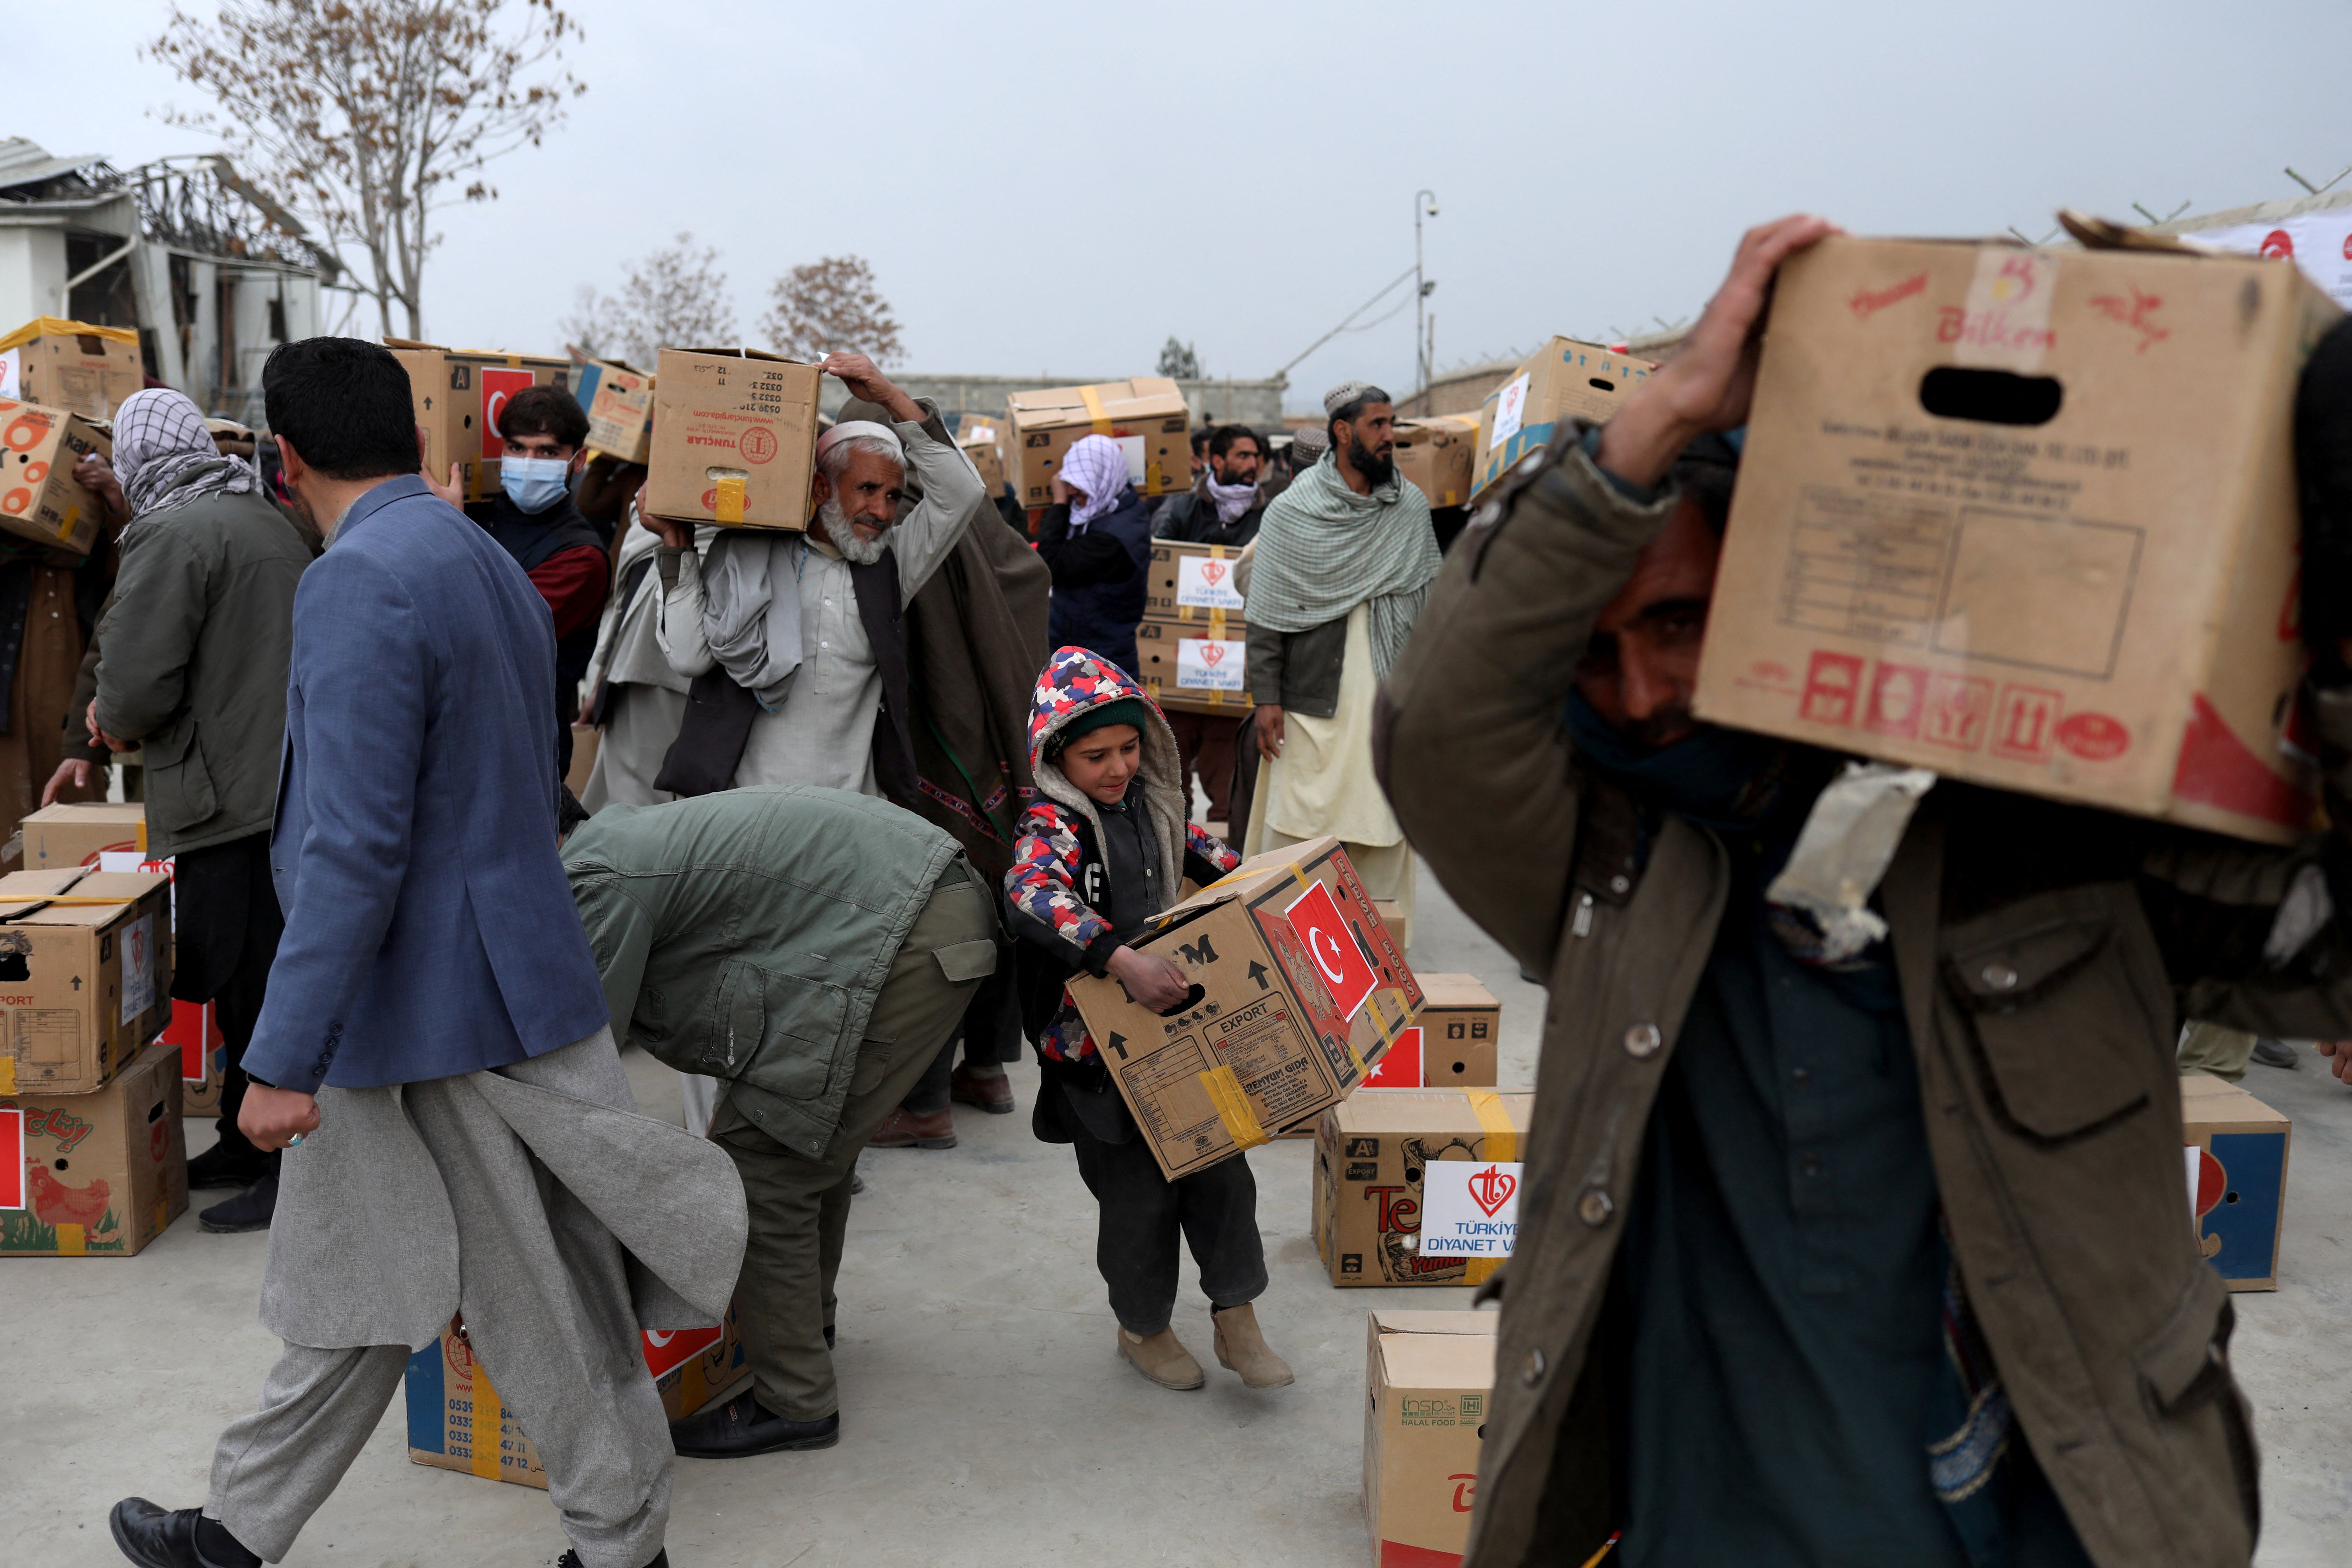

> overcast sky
[20,1,2352,411]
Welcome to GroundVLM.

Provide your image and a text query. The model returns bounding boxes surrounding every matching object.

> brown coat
[1374,435,2333,1568]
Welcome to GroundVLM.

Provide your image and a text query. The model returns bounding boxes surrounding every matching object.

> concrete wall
[824,371,1288,428]
[0,226,69,334]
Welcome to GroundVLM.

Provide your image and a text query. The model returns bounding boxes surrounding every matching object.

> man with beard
[1154,425,1268,830]
[1244,382,1439,945]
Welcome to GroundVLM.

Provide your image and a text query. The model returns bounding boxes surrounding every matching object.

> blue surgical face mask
[502,455,571,514]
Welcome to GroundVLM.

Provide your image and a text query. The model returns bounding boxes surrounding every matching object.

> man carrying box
[107,338,745,1568]
[1155,425,1268,826]
[1378,216,2352,1568]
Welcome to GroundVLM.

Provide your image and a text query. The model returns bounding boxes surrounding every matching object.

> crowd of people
[63,213,2352,1568]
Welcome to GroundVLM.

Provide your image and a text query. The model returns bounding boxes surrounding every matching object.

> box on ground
[1395,414,1482,509]
[642,348,824,532]
[1138,621,1252,716]
[1066,836,1421,1181]
[956,415,1006,494]
[0,398,112,555]
[0,869,174,1094]
[2182,1073,2290,1291]
[1693,235,2343,844]
[1007,378,1191,507]
[0,318,143,420]
[404,1310,745,1488]
[20,802,147,871]
[384,340,571,505]
[1316,1088,1531,1287]
[1473,339,1656,501]
[1363,974,1498,1090]
[0,1036,186,1256]
[1364,1310,1499,1568]
[166,1000,225,1117]
[574,357,655,465]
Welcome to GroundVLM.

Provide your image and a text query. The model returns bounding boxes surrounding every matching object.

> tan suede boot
[1211,1303,1295,1388]
[1118,1325,1205,1390]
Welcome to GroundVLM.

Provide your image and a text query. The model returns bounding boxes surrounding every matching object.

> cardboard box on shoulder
[1,1036,186,1257]
[1692,235,2344,843]
[1472,339,1656,501]
[0,869,174,1095]
[1364,1310,1499,1568]
[2182,1073,2291,1291]
[642,348,824,532]
[0,318,144,420]
[404,1309,746,1488]
[384,340,572,504]
[1007,378,1191,507]
[1315,1088,1531,1287]
[574,357,655,465]
[956,413,1007,494]
[1362,973,1498,1090]
[1394,414,1483,509]
[0,398,112,555]
[20,802,147,870]
[1066,836,1421,1181]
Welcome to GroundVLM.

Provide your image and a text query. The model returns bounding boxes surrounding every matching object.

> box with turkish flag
[1314,1088,1532,1288]
[402,1307,744,1488]
[1,1036,187,1257]
[1364,1310,1500,1568]
[166,1000,226,1117]
[384,339,570,505]
[2181,1073,2290,1292]
[1065,836,1420,1181]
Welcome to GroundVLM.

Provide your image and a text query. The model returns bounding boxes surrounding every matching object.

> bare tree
[761,255,904,365]
[562,233,738,365]
[147,0,585,338]
[1157,336,1202,379]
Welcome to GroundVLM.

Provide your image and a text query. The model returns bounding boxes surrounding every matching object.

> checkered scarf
[1248,449,1439,681]
[112,388,254,519]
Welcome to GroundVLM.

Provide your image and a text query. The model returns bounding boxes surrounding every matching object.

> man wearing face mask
[444,385,612,778]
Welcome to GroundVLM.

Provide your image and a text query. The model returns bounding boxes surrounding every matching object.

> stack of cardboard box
[1137,540,1252,716]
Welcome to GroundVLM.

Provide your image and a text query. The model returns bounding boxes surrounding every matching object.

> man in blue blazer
[109,339,746,1568]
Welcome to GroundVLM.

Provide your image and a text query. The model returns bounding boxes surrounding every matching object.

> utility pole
[1414,189,1439,398]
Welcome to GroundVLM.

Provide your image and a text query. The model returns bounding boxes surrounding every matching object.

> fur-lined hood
[1024,646,1191,891]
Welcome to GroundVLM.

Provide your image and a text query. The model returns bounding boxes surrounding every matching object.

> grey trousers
[206,1037,676,1568]
[709,865,997,1421]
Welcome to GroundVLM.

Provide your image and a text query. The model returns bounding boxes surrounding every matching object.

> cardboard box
[384,340,573,504]
[1472,339,1656,500]
[2183,1073,2291,1291]
[1137,621,1253,716]
[0,1036,186,1257]
[1144,539,1250,626]
[1364,1310,1499,1568]
[1007,377,1191,507]
[1692,237,2344,843]
[642,348,824,532]
[1066,836,1421,1181]
[19,803,147,871]
[575,357,655,465]
[165,1000,225,1118]
[957,414,1007,494]
[1315,1088,1531,1287]
[0,398,112,555]
[404,1309,745,1488]
[1363,974,1498,1090]
[1394,414,1483,509]
[0,869,175,1095]
[0,317,144,420]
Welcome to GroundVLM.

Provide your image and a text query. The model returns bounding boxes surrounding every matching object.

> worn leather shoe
[2251,1036,2301,1070]
[950,1063,1015,1114]
[669,1390,840,1457]
[185,1143,267,1191]
[108,1500,256,1568]
[558,1552,669,1568]
[1117,1325,1205,1390]
[198,1174,277,1233]
[867,1106,957,1149]
[1212,1302,1295,1388]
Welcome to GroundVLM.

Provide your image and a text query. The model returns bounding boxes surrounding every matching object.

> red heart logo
[1200,643,1225,666]
[1468,1164,1516,1217]
[1200,561,1226,586]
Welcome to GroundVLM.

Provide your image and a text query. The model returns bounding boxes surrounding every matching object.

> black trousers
[1061,1086,1267,1336]
[172,832,286,1172]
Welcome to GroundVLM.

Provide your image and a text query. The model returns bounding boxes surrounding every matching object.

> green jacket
[565,785,970,1157]
[1376,436,2340,1568]
[92,489,313,855]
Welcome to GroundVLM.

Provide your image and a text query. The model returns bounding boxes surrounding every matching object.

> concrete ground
[6,863,2349,1567]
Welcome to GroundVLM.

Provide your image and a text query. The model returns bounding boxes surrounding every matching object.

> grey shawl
[1248,449,1440,680]
[698,528,804,709]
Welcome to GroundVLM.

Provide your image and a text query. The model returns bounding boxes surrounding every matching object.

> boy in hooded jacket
[1004,645,1294,1392]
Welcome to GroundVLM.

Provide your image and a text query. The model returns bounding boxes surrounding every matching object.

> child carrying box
[1004,646,1294,1392]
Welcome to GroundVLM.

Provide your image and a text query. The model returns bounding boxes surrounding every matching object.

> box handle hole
[1156,984,1207,1017]
[1919,366,2063,426]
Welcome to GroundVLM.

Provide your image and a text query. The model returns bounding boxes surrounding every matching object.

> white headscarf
[1059,434,1129,531]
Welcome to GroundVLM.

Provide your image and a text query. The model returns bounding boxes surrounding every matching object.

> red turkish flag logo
[480,369,536,462]
[1362,1025,1423,1087]
[1283,879,1378,1020]
[640,1325,723,1378]
[0,1108,21,1211]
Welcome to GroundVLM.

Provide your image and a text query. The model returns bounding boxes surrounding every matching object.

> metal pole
[1413,190,1434,397]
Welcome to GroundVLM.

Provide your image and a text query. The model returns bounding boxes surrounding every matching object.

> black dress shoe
[558,1552,669,1568]
[2251,1036,2301,1070]
[185,1144,268,1191]
[108,1500,258,1568]
[198,1174,278,1234]
[668,1390,839,1457]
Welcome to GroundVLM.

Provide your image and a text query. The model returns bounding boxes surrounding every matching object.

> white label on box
[1175,637,1245,691]
[1953,248,2059,374]
[1419,1160,1523,1256]
[1489,373,1531,449]
[1117,434,1148,484]
[120,913,155,1025]
[1175,554,1246,611]
[0,346,18,400]
[2186,213,2352,309]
